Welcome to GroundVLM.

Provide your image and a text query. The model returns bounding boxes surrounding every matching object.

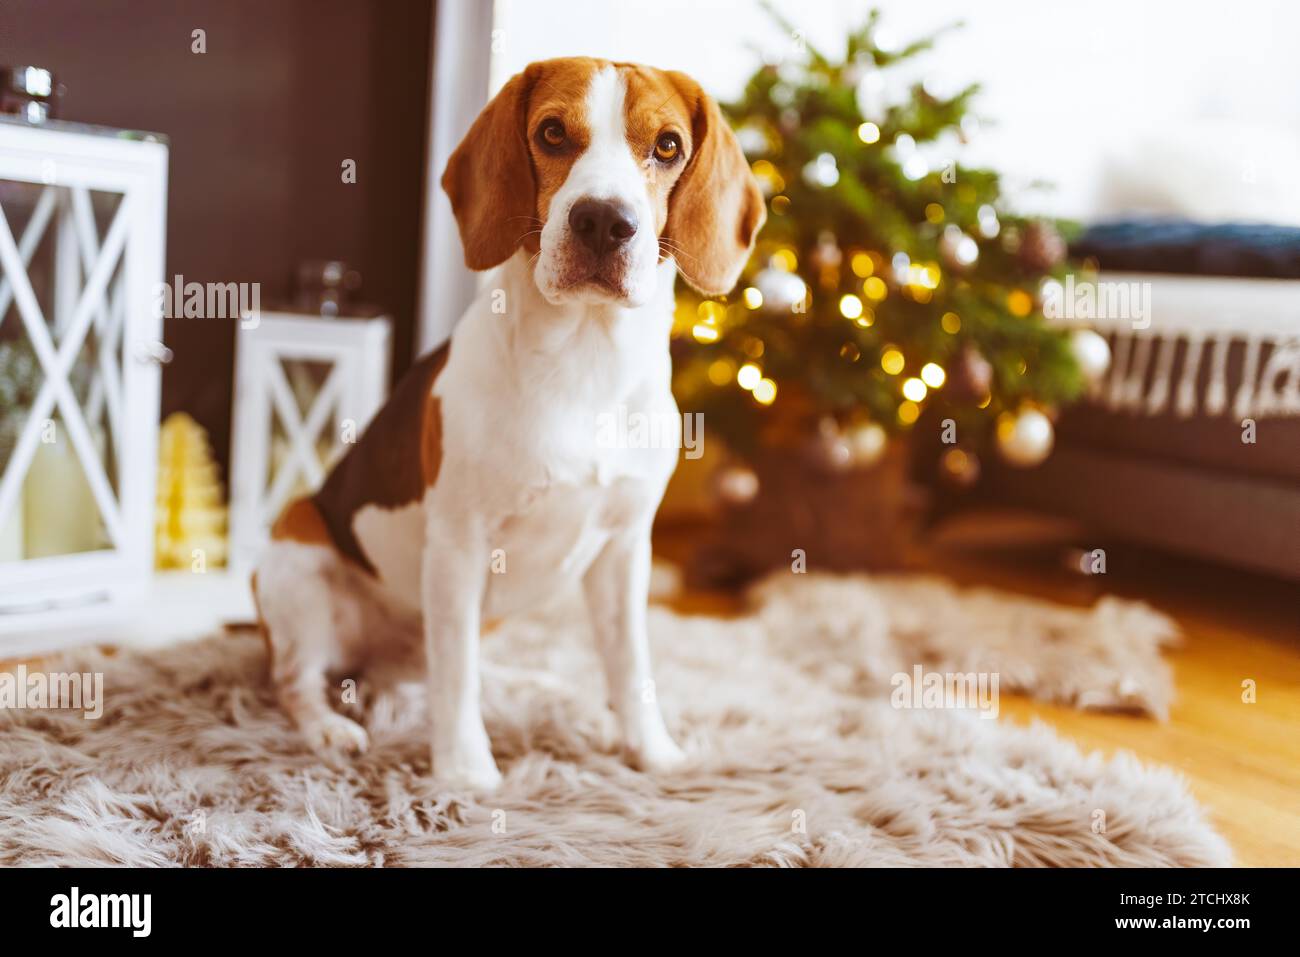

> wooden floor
[654,511,1300,867]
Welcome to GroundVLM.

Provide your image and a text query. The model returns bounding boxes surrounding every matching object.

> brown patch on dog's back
[311,342,452,574]
[420,389,445,487]
[270,496,332,545]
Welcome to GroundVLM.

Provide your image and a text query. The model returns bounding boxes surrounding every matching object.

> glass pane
[265,357,338,508]
[0,182,126,563]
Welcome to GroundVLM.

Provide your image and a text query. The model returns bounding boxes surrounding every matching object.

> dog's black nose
[568,198,638,256]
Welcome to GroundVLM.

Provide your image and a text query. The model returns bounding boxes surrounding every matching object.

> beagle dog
[253,57,764,790]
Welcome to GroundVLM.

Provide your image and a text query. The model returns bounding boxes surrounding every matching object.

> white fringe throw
[1067,273,1300,419]
[1098,329,1300,419]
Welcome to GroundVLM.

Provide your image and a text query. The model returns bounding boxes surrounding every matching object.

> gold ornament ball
[1070,328,1111,383]
[1018,220,1067,271]
[995,408,1055,467]
[949,345,993,400]
[940,447,980,486]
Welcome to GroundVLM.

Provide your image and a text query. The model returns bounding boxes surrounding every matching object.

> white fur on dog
[0,570,1228,866]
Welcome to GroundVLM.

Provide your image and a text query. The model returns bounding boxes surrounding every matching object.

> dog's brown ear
[442,67,537,271]
[662,73,765,296]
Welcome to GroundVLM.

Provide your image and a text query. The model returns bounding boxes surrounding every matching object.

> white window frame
[417,0,497,355]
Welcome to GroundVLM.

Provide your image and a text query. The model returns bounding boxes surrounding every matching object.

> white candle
[23,426,103,558]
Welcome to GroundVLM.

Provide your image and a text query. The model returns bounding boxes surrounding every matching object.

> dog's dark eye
[653,132,681,163]
[540,119,566,149]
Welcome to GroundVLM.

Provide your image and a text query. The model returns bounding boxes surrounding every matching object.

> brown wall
[1,0,434,480]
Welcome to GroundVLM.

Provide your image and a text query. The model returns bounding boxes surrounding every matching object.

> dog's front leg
[583,528,686,773]
[422,512,501,792]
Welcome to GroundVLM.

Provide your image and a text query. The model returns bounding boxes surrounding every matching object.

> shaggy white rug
[0,570,1231,867]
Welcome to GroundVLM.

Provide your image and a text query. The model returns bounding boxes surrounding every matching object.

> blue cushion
[1071,219,1300,279]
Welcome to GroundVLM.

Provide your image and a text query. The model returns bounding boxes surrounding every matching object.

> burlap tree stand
[688,440,925,588]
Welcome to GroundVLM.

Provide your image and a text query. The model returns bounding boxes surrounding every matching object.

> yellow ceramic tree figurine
[155,413,228,571]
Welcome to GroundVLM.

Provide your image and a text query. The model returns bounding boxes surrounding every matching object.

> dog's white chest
[350,254,678,619]
[482,472,649,618]
[351,433,667,619]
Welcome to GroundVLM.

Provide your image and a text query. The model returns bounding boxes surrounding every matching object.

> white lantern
[228,313,391,568]
[0,118,168,634]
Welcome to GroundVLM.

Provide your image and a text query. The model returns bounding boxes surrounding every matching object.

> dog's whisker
[658,239,714,290]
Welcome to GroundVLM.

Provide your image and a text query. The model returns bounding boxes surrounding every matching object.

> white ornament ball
[977,204,1000,238]
[1070,328,1112,383]
[846,421,887,466]
[736,124,769,156]
[714,464,759,505]
[816,436,853,472]
[939,224,979,270]
[996,408,1055,467]
[810,418,852,472]
[802,152,840,188]
[810,231,843,270]
[754,267,807,313]
[855,69,888,124]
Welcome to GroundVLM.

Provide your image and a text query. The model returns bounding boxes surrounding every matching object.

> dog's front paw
[626,732,687,774]
[302,713,370,756]
[434,749,503,793]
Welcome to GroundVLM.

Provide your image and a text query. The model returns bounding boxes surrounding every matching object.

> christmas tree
[673,7,1099,487]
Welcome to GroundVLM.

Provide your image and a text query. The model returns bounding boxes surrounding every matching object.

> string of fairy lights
[675,237,1027,426]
